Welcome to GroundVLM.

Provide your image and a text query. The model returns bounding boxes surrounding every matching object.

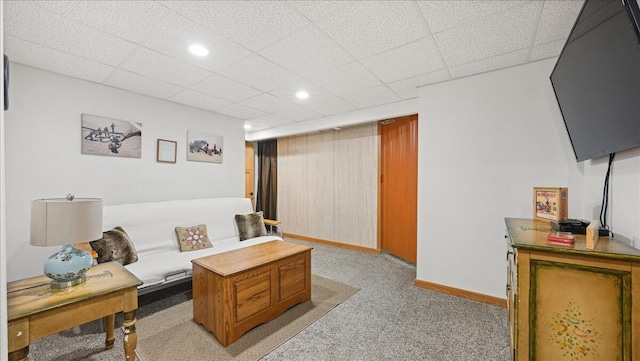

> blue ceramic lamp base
[44,244,93,289]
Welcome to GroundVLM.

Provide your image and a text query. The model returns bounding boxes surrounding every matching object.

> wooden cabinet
[505,218,640,361]
[191,241,312,347]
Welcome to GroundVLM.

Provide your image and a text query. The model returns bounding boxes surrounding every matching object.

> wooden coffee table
[7,262,142,361]
[192,240,312,346]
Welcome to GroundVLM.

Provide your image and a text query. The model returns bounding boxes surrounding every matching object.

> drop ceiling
[3,1,583,133]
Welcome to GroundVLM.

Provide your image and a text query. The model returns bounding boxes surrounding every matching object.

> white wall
[581,147,640,245]
[4,64,245,281]
[246,98,419,141]
[417,58,639,298]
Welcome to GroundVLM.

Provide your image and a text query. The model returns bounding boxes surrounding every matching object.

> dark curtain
[256,139,277,220]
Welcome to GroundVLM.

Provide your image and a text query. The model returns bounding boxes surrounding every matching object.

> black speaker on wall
[4,54,8,111]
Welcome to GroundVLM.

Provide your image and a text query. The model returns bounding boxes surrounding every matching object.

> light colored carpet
[136,274,359,361]
[27,237,510,360]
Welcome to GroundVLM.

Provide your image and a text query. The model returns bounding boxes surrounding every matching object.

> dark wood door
[379,115,418,263]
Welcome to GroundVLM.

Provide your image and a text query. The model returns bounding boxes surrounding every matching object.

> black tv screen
[550,0,640,162]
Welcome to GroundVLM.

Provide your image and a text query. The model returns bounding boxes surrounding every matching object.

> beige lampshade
[30,198,103,247]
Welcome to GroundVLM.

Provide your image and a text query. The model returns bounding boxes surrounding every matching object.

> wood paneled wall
[278,123,378,249]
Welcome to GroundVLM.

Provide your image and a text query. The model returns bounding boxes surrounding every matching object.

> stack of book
[547,232,575,246]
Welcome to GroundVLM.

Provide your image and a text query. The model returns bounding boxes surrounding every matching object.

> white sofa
[102,197,282,294]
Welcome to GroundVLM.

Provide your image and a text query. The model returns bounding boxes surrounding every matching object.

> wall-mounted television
[550,0,640,162]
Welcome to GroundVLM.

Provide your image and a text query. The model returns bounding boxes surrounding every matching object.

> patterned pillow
[90,226,138,266]
[175,224,213,252]
[235,211,268,241]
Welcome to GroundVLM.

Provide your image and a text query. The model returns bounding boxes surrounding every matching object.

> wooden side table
[7,262,142,361]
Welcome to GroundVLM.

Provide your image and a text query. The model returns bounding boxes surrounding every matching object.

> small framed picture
[533,187,568,221]
[157,139,177,163]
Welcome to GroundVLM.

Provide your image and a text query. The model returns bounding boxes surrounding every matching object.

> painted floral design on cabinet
[548,300,602,360]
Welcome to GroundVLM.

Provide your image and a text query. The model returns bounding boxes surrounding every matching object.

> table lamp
[30,194,103,289]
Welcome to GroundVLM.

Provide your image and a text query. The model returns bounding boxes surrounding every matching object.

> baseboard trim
[414,279,507,308]
[284,233,381,254]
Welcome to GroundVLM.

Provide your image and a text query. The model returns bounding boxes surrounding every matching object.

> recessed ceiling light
[243,124,252,130]
[296,90,309,99]
[189,44,209,57]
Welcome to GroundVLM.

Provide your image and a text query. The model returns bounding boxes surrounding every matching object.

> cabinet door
[529,259,631,360]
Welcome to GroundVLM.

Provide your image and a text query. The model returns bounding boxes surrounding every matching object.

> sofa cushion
[90,226,138,266]
[235,211,268,241]
[125,235,281,291]
[175,224,213,252]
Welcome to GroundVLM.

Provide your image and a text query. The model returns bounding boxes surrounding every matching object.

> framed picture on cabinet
[533,187,568,221]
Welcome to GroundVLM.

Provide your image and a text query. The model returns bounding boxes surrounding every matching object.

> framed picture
[187,131,223,163]
[533,187,568,221]
[81,113,142,158]
[156,139,177,163]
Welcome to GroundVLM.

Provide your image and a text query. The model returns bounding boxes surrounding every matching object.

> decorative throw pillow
[235,211,268,241]
[175,224,213,252]
[90,226,138,266]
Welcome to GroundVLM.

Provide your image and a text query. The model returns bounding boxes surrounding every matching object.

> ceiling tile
[288,1,352,22]
[360,38,444,83]
[310,62,381,96]
[449,49,529,79]
[143,13,252,73]
[260,26,354,77]
[4,1,136,66]
[240,93,293,114]
[341,85,401,109]
[530,39,565,62]
[317,1,428,59]
[191,74,262,103]
[434,2,541,67]
[168,89,231,112]
[534,1,583,45]
[218,54,305,92]
[215,103,267,120]
[120,47,212,88]
[34,1,171,43]
[418,1,529,34]
[248,114,295,128]
[301,92,357,116]
[104,69,184,100]
[4,35,114,83]
[387,69,450,99]
[268,79,327,105]
[244,120,270,132]
[4,0,584,128]
[176,1,310,51]
[275,106,322,122]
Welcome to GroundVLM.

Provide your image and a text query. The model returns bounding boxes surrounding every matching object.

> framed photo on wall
[187,131,223,163]
[156,139,177,163]
[81,114,142,158]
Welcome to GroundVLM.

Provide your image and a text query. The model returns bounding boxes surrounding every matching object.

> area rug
[135,275,359,361]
